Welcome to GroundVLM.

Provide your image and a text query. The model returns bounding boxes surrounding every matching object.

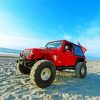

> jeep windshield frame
[45,41,63,49]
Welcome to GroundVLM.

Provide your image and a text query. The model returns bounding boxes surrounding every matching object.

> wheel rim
[81,66,85,75]
[41,68,51,81]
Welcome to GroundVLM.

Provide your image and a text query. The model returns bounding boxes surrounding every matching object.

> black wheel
[30,60,56,88]
[17,63,30,74]
[75,62,87,78]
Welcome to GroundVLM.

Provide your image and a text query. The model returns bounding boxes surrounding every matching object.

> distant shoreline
[0,52,19,58]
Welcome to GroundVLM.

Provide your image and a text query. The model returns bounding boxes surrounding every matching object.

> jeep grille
[23,50,31,59]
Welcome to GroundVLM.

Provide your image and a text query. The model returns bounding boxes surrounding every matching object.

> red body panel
[22,40,86,67]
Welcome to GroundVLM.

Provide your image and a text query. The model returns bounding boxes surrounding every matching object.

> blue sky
[0,0,100,57]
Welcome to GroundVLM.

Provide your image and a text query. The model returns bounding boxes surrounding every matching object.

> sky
[0,0,100,58]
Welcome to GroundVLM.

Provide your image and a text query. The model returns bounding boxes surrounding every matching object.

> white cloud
[77,36,100,56]
[75,19,100,57]
[63,16,100,57]
[0,36,46,49]
[63,34,72,41]
[0,11,47,49]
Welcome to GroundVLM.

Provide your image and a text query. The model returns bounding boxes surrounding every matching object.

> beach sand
[0,55,100,100]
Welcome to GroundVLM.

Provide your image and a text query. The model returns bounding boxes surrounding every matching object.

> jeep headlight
[30,50,34,55]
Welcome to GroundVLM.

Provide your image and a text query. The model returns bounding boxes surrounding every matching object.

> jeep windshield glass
[46,41,62,48]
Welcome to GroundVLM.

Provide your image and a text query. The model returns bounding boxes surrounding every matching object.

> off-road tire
[17,63,30,74]
[30,60,56,88]
[75,62,87,78]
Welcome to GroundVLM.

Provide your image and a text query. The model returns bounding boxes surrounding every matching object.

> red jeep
[17,40,87,88]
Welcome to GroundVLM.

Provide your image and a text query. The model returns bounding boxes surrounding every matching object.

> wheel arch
[75,57,85,66]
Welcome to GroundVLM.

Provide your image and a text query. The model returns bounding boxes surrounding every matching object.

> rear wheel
[30,60,56,88]
[17,63,30,74]
[75,62,87,78]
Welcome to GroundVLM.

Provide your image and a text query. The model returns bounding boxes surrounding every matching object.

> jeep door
[61,43,76,66]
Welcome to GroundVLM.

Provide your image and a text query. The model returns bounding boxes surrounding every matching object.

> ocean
[0,47,22,54]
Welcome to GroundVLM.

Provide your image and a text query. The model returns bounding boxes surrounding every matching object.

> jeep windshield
[46,41,62,48]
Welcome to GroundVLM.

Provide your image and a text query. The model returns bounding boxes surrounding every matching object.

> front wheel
[17,63,30,74]
[75,62,87,78]
[30,60,56,88]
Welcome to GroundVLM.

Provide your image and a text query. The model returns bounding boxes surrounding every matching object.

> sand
[0,56,100,100]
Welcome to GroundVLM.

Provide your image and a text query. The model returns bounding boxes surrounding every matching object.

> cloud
[0,11,35,38]
[0,36,46,49]
[78,36,100,56]
[63,34,72,41]
[75,18,100,57]
[63,15,100,57]
[0,11,47,49]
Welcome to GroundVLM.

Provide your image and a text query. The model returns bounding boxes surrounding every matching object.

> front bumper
[17,56,24,64]
[17,56,34,69]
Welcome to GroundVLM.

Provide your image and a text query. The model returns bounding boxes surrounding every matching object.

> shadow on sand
[44,72,100,97]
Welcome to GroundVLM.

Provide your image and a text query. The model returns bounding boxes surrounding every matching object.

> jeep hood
[24,47,58,53]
